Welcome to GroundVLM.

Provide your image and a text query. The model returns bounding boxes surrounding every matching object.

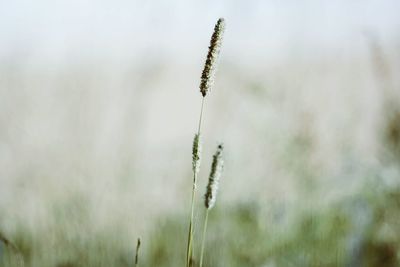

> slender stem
[197,97,205,135]
[135,238,141,267]
[199,210,209,267]
[186,97,206,267]
[185,183,196,267]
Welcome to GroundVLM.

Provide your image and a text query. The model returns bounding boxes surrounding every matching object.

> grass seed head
[200,18,225,97]
[192,134,202,177]
[204,144,224,209]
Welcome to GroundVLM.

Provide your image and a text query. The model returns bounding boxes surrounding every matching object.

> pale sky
[0,0,399,63]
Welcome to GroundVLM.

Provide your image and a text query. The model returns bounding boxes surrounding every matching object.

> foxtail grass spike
[200,18,225,97]
[204,144,224,209]
[192,134,202,178]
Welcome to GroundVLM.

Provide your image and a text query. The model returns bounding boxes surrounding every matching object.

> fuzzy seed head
[200,18,225,97]
[192,134,202,176]
[204,144,224,209]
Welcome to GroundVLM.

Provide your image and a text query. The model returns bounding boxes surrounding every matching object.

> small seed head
[204,144,224,209]
[192,134,202,177]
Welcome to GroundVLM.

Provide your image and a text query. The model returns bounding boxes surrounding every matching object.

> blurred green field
[2,177,400,266]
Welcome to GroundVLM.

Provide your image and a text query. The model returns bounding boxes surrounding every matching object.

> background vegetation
[1,1,400,266]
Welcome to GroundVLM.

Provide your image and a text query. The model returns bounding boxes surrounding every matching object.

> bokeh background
[1,1,400,266]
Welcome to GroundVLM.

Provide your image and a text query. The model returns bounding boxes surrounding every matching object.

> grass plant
[185,18,225,267]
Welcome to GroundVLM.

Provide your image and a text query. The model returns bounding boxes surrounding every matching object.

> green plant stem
[186,97,206,267]
[135,238,141,267]
[197,97,205,134]
[199,210,209,267]
[0,233,25,267]
[186,186,196,267]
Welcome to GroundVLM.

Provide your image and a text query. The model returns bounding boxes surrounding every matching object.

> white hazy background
[1,0,400,241]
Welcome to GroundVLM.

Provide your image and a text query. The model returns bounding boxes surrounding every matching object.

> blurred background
[1,1,400,266]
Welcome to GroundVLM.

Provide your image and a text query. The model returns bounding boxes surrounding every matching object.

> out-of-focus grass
[2,172,400,267]
[1,34,400,267]
[145,179,400,267]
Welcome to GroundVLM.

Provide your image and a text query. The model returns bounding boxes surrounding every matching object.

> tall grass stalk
[185,18,225,267]
[186,98,205,267]
[199,144,224,267]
